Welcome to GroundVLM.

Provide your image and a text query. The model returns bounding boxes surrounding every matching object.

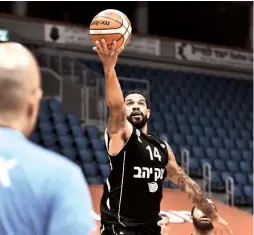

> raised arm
[93,40,132,153]
[164,143,233,235]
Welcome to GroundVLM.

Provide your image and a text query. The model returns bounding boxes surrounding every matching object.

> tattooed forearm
[168,165,218,220]
[107,111,125,135]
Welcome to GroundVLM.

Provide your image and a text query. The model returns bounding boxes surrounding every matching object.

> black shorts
[100,222,161,235]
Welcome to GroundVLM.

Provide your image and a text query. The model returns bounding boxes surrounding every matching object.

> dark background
[0,1,252,49]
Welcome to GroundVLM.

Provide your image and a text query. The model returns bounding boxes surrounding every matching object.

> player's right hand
[93,39,121,71]
[212,215,234,235]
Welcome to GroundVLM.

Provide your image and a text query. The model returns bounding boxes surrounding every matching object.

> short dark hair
[123,90,150,108]
[160,213,169,220]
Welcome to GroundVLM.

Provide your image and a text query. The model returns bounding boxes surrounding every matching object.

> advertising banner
[44,23,160,56]
[175,42,253,70]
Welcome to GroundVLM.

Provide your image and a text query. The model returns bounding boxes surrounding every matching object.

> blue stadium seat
[211,171,224,191]
[233,186,246,206]
[234,120,244,129]
[211,118,223,128]
[55,123,69,136]
[199,136,210,148]
[85,125,100,139]
[211,137,224,148]
[192,125,203,136]
[228,129,240,139]
[234,173,248,185]
[86,176,102,185]
[240,130,251,140]
[91,139,105,151]
[248,141,253,151]
[240,161,252,173]
[176,114,188,124]
[236,139,248,149]
[41,133,56,148]
[78,149,93,163]
[99,164,111,179]
[39,123,52,134]
[70,125,84,138]
[163,180,171,188]
[243,186,253,205]
[166,123,179,133]
[223,119,234,129]
[214,159,226,172]
[67,113,80,126]
[205,147,217,159]
[38,112,49,123]
[83,162,98,177]
[221,172,231,183]
[173,134,185,146]
[168,182,177,189]
[199,157,212,168]
[75,137,89,150]
[188,115,199,125]
[227,160,240,173]
[242,150,252,161]
[230,149,242,161]
[48,98,63,113]
[39,99,49,113]
[248,173,253,184]
[223,138,235,150]
[58,135,73,149]
[204,127,216,138]
[30,132,40,144]
[186,135,198,147]
[95,151,109,164]
[218,149,230,160]
[179,124,192,135]
[189,158,202,177]
[199,117,211,127]
[62,148,76,160]
[52,112,65,123]
[193,146,205,158]
[216,128,227,138]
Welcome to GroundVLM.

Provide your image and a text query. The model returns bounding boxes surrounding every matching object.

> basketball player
[93,39,233,235]
[190,199,217,235]
[158,214,171,235]
[0,43,95,235]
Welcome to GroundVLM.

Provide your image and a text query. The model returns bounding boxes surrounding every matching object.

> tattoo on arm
[168,165,218,220]
[107,111,125,135]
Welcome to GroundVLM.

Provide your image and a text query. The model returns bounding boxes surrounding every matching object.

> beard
[192,217,214,232]
[127,111,148,129]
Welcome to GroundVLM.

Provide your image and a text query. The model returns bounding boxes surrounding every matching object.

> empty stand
[34,54,253,209]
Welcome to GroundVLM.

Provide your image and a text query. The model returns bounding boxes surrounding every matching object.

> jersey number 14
[146,146,162,161]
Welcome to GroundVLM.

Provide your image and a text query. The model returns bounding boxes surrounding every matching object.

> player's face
[192,207,214,231]
[159,217,170,235]
[125,94,150,129]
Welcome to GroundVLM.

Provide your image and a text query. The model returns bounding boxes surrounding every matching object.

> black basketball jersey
[100,126,168,227]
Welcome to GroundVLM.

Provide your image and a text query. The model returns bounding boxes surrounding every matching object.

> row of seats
[35,53,253,209]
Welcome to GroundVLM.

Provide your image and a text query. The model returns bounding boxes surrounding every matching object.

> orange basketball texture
[89,9,132,50]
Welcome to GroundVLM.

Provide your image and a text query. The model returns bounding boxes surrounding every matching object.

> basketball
[89,9,132,50]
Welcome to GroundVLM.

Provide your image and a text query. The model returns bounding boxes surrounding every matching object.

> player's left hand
[212,215,234,235]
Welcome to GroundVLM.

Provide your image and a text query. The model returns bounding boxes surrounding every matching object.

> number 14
[146,146,162,161]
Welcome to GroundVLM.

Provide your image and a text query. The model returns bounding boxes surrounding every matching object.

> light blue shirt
[0,127,95,235]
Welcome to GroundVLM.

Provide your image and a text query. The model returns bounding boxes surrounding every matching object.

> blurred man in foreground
[159,214,171,235]
[191,199,217,235]
[0,42,95,235]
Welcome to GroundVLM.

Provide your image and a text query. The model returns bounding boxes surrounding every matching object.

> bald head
[0,42,42,136]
